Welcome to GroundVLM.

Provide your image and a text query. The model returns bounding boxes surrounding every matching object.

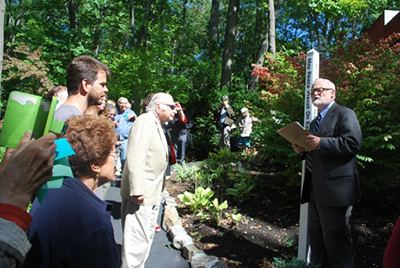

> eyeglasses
[160,103,176,110]
[311,87,333,94]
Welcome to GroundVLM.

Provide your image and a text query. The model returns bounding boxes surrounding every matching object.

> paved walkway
[105,179,190,268]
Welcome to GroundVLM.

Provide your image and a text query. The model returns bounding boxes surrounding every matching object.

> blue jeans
[173,135,187,165]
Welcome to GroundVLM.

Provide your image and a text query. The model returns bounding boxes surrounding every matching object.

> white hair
[146,93,171,112]
[312,78,335,90]
[118,97,128,103]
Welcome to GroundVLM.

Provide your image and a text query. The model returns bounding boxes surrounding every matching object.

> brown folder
[277,122,315,151]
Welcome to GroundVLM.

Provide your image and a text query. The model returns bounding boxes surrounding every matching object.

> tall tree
[220,0,239,90]
[248,0,282,90]
[0,0,5,88]
[268,0,276,55]
[208,0,219,56]
[129,1,136,47]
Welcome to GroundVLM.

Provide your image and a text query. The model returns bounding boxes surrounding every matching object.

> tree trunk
[129,1,136,47]
[0,0,5,93]
[142,0,152,49]
[208,0,219,56]
[220,0,239,90]
[69,0,77,44]
[248,30,268,91]
[248,0,282,90]
[268,0,275,56]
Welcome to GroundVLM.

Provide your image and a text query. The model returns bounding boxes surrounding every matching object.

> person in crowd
[86,96,113,200]
[0,131,56,268]
[48,85,68,110]
[292,78,362,268]
[108,99,116,107]
[126,101,132,110]
[235,107,253,150]
[114,97,137,171]
[107,103,117,121]
[85,96,108,117]
[54,55,110,122]
[168,102,190,165]
[215,95,235,150]
[23,115,120,268]
[384,216,400,267]
[120,92,177,268]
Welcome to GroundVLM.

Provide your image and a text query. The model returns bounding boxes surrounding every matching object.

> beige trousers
[121,199,159,268]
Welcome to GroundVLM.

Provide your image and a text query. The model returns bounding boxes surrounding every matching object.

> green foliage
[172,162,197,183]
[0,147,7,162]
[177,186,214,215]
[178,186,233,227]
[2,45,55,98]
[225,165,257,203]
[225,212,242,227]
[256,33,400,188]
[272,257,320,268]
[208,198,229,226]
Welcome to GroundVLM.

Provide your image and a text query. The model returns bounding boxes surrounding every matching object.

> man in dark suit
[292,78,362,268]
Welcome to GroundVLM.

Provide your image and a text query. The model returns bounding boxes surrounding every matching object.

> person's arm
[318,108,362,157]
[124,115,154,203]
[384,217,400,268]
[0,217,32,268]
[0,131,56,268]
[175,103,187,124]
[0,132,57,209]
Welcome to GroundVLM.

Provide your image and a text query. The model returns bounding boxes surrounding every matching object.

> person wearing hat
[215,95,235,149]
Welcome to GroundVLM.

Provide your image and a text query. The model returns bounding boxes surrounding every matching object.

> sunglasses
[161,103,176,110]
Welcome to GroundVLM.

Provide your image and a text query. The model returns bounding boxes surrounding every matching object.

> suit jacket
[301,102,362,207]
[120,112,169,206]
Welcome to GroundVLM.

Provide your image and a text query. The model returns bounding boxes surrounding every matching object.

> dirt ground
[166,171,400,268]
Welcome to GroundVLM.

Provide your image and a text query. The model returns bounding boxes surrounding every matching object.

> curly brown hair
[64,115,116,178]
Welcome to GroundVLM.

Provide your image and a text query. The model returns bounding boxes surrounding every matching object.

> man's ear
[81,79,91,94]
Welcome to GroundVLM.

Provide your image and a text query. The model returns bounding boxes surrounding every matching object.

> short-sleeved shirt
[114,109,137,141]
[53,105,82,122]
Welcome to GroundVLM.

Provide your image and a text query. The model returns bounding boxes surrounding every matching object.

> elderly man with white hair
[120,92,177,268]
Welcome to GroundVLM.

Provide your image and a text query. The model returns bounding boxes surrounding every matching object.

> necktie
[306,113,322,172]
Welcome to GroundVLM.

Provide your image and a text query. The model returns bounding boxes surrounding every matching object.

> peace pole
[297,49,319,261]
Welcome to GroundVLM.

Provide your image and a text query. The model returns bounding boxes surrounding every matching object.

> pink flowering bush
[255,33,400,185]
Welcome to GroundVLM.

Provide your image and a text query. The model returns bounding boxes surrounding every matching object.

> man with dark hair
[54,55,110,122]
[292,78,362,268]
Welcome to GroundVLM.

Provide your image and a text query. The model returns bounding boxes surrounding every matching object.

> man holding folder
[292,78,362,268]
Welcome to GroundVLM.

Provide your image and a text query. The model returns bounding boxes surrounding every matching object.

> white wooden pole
[297,49,319,261]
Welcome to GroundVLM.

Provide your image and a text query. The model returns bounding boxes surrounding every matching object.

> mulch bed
[166,170,400,268]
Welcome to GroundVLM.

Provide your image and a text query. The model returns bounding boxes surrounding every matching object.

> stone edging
[161,191,227,268]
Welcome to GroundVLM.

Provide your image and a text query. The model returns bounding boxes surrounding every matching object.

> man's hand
[292,143,305,154]
[0,131,57,209]
[127,114,137,120]
[131,195,145,205]
[306,134,320,149]
[175,102,182,112]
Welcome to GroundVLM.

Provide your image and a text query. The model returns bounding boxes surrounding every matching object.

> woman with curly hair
[23,115,120,268]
